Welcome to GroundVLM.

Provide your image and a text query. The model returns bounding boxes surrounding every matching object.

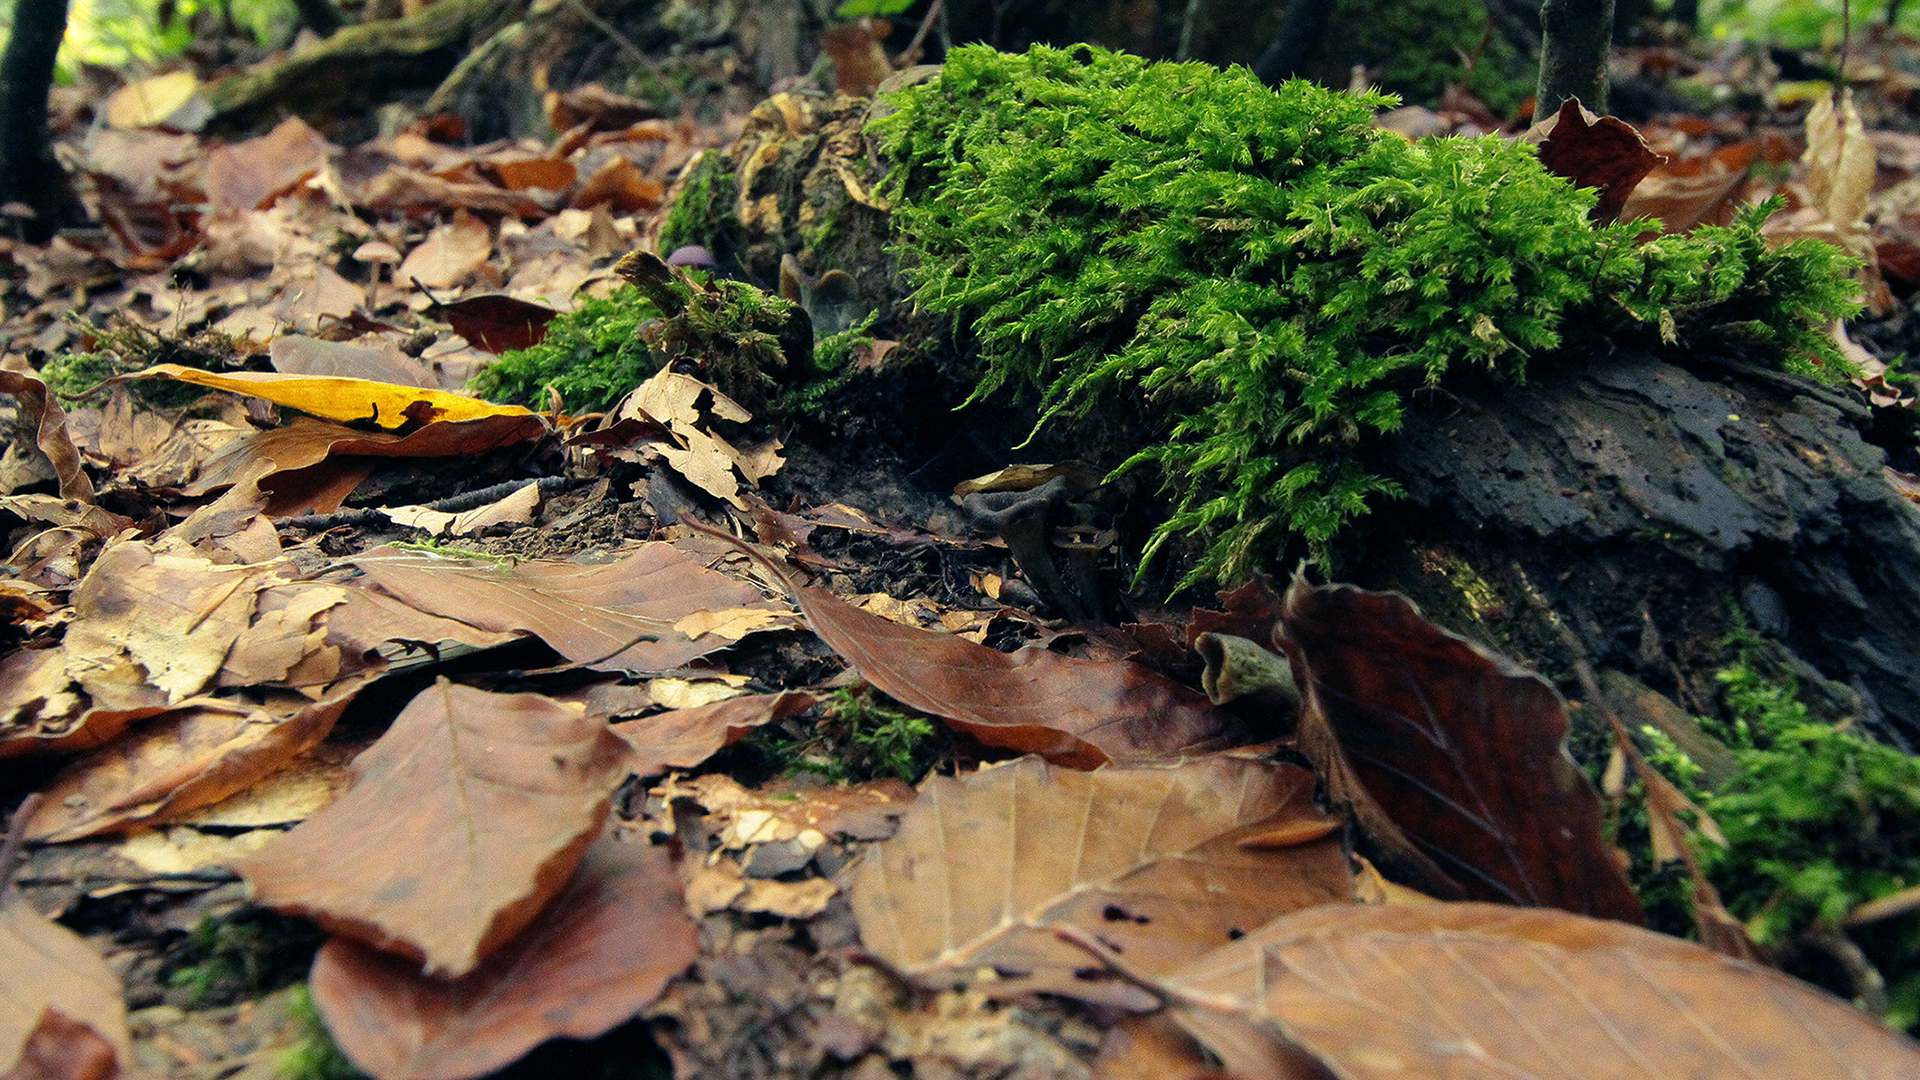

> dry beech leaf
[1806,89,1874,232]
[398,209,493,290]
[236,680,633,977]
[1162,902,1920,1080]
[269,335,437,388]
[609,690,816,776]
[438,294,558,354]
[792,580,1243,767]
[1281,579,1643,921]
[1529,98,1662,224]
[849,754,1351,1007]
[352,542,788,673]
[310,829,696,1080]
[203,116,334,212]
[0,370,93,502]
[24,681,364,842]
[1,1007,133,1080]
[0,897,132,1076]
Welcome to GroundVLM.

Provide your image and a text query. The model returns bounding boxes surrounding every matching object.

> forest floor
[3,17,1920,1080]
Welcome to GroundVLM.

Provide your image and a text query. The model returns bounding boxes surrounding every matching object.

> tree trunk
[1534,0,1614,122]
[0,0,82,242]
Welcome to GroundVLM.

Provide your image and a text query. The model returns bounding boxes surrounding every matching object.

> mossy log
[660,86,1920,749]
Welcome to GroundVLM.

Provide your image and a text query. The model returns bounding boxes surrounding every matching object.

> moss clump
[467,285,659,413]
[747,686,945,784]
[875,44,1859,586]
[1643,642,1920,1030]
[40,323,241,408]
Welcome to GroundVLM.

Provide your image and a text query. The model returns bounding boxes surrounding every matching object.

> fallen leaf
[127,365,536,429]
[479,157,576,192]
[1161,902,1920,1080]
[609,690,816,776]
[0,898,132,1076]
[1280,579,1644,922]
[850,754,1351,1007]
[103,70,204,130]
[0,371,93,502]
[438,294,559,353]
[203,116,334,212]
[400,210,492,290]
[235,680,633,977]
[269,335,438,388]
[789,576,1243,767]
[1530,98,1662,224]
[309,829,696,1080]
[24,681,363,842]
[351,542,788,672]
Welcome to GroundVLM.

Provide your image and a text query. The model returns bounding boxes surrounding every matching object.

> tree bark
[0,0,83,242]
[1534,0,1614,122]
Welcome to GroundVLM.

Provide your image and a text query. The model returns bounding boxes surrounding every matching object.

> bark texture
[0,0,82,241]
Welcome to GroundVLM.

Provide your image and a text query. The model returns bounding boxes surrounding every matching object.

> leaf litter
[3,25,1920,1080]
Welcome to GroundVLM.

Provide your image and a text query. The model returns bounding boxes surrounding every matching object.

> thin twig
[896,0,947,68]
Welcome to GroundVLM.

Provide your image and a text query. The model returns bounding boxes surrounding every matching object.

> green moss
[1642,641,1920,1030]
[467,285,659,413]
[40,322,241,408]
[278,984,365,1080]
[749,686,944,784]
[875,44,1860,587]
[658,151,738,256]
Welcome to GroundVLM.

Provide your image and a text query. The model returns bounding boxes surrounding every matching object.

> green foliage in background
[1703,0,1920,49]
[876,44,1859,586]
[0,0,299,82]
[1643,636,1920,1030]
[467,286,659,413]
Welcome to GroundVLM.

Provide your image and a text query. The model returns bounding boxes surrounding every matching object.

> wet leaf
[352,542,791,673]
[235,680,633,977]
[310,829,695,1080]
[1163,903,1920,1080]
[791,579,1242,766]
[1280,579,1642,921]
[849,754,1351,1007]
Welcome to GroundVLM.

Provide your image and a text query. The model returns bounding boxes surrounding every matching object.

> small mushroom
[960,475,1091,622]
[666,244,717,269]
[353,239,403,311]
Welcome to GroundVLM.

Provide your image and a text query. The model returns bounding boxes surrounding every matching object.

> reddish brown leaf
[569,158,663,214]
[792,581,1242,767]
[479,158,576,193]
[310,830,696,1080]
[823,18,895,97]
[850,754,1352,1007]
[1163,903,1920,1080]
[609,691,816,776]
[351,542,790,673]
[24,681,363,842]
[1280,579,1642,922]
[1531,98,1663,224]
[439,295,559,354]
[1,1010,130,1080]
[235,680,633,977]
[0,899,131,1076]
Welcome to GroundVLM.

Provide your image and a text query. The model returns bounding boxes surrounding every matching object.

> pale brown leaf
[235,680,633,977]
[1163,902,1920,1080]
[850,754,1351,1007]
[0,900,131,1075]
[351,542,790,672]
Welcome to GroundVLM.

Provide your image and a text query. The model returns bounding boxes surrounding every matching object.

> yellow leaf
[127,365,535,429]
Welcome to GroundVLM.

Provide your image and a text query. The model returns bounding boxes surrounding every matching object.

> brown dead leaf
[1161,902,1920,1080]
[610,690,816,776]
[823,18,895,97]
[479,157,576,193]
[1529,98,1662,224]
[359,168,545,220]
[236,680,633,977]
[400,210,493,290]
[569,158,663,214]
[0,897,132,1076]
[0,370,93,502]
[24,680,364,842]
[1,1008,133,1080]
[1806,89,1875,233]
[438,294,559,354]
[309,829,696,1080]
[850,754,1351,1007]
[59,540,284,709]
[789,576,1242,767]
[351,542,787,672]
[0,647,160,759]
[204,116,334,212]
[1280,579,1643,922]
